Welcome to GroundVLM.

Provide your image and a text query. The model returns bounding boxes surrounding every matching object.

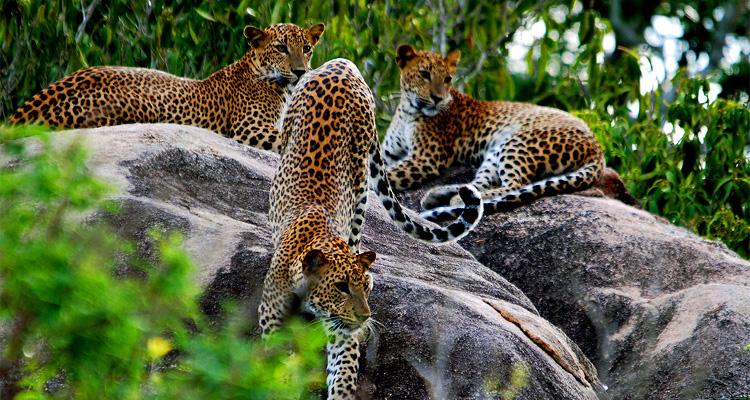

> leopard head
[296,249,375,336]
[395,44,460,117]
[243,23,325,90]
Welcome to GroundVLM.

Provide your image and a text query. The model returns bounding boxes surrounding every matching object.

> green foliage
[0,1,748,257]
[484,362,530,400]
[577,71,750,258]
[0,0,580,127]
[151,317,326,400]
[0,125,325,399]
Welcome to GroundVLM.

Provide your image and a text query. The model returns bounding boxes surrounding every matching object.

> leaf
[579,11,594,45]
[188,20,200,45]
[195,8,216,22]
[714,176,735,192]
[666,169,677,184]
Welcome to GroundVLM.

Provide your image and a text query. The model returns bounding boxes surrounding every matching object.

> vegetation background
[2,0,748,257]
[0,0,748,398]
[0,125,327,398]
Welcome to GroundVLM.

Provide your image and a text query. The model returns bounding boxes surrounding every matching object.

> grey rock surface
[60,124,602,399]
[402,168,750,400]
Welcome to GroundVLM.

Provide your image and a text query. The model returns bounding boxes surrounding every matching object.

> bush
[0,125,325,399]
[578,71,750,258]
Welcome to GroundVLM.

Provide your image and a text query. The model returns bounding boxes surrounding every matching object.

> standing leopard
[9,23,324,153]
[382,45,605,222]
[262,58,483,399]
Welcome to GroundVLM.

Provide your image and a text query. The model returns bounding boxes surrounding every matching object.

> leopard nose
[430,94,443,104]
[356,311,371,322]
[293,69,306,78]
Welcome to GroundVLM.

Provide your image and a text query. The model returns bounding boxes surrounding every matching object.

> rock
[57,124,602,399]
[403,168,750,399]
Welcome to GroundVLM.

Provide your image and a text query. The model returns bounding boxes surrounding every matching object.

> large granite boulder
[57,124,602,399]
[402,167,750,400]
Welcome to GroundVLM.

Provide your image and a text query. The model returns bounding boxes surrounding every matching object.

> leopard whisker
[368,317,385,328]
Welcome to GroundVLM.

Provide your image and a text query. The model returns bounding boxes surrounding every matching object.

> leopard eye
[275,44,288,53]
[334,282,350,294]
[303,44,312,53]
[444,76,452,84]
[419,70,431,81]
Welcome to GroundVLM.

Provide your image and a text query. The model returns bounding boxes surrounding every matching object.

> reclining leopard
[383,44,605,222]
[262,58,483,399]
[10,23,324,153]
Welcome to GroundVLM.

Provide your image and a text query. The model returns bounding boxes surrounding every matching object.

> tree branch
[75,0,102,43]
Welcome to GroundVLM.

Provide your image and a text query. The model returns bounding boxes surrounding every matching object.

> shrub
[0,125,325,399]
[577,72,750,258]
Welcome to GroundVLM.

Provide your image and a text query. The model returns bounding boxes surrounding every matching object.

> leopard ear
[308,23,325,46]
[396,44,417,68]
[445,49,461,72]
[244,25,268,49]
[357,251,376,270]
[302,249,327,274]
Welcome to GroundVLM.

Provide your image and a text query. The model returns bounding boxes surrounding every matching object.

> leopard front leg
[326,334,361,399]
[386,151,447,191]
[258,279,297,336]
[230,116,286,153]
[382,124,410,166]
[421,139,522,209]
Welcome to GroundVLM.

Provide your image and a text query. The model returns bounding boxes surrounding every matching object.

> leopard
[261,58,483,399]
[9,23,324,153]
[382,44,606,223]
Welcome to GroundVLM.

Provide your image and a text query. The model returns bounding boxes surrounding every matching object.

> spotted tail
[421,159,603,223]
[369,140,483,243]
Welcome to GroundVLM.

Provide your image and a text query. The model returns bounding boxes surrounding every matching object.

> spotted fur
[383,45,605,223]
[10,23,324,153]
[261,58,483,399]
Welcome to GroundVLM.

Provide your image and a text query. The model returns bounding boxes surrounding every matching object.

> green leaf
[188,21,200,45]
[579,11,594,45]
[195,8,216,22]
